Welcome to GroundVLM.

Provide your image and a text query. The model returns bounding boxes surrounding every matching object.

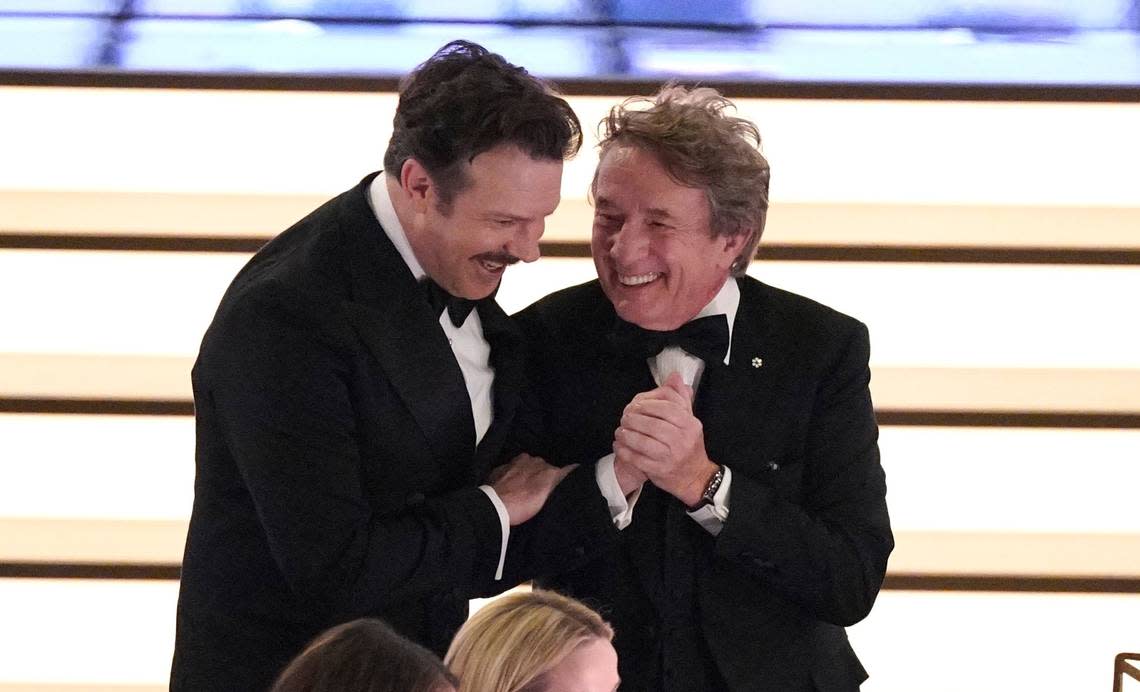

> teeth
[619,272,660,286]
[481,260,505,271]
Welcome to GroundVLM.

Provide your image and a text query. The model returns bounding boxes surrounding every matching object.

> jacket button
[766,461,780,471]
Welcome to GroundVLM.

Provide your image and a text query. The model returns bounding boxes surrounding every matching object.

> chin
[613,304,657,330]
[461,277,501,301]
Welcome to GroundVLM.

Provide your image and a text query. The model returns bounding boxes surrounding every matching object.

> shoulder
[512,280,613,342]
[743,274,864,330]
[738,275,869,362]
[206,187,367,345]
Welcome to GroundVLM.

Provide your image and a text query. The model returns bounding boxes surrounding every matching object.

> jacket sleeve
[470,303,623,595]
[713,321,894,626]
[198,285,501,614]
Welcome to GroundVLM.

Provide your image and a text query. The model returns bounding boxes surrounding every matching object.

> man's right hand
[488,454,577,526]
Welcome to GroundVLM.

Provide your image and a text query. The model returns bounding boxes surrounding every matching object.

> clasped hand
[613,372,719,507]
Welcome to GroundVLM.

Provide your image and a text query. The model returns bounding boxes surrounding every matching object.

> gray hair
[593,85,772,275]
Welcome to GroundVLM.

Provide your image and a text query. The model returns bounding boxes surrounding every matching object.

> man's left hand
[614,372,719,507]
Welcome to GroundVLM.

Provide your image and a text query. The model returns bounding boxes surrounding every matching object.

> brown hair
[271,618,456,692]
[383,40,582,212]
[593,84,771,275]
[444,590,613,692]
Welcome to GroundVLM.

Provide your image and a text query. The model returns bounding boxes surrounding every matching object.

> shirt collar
[693,277,739,364]
[368,173,426,281]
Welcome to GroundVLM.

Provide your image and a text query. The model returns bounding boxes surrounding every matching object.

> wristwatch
[687,464,724,511]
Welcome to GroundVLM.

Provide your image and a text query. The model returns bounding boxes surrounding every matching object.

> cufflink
[751,356,763,368]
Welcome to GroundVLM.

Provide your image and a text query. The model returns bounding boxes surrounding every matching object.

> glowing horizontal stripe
[4,417,1138,534]
[3,88,1139,207]
[2,252,1138,369]
[0,580,1136,691]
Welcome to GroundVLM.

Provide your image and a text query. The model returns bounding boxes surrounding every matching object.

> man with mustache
[515,86,893,690]
[171,41,610,691]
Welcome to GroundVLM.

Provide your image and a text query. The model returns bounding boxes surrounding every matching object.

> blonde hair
[592,84,772,275]
[444,590,613,692]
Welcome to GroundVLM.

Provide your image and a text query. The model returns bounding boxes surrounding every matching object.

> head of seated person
[271,617,457,692]
[445,589,619,692]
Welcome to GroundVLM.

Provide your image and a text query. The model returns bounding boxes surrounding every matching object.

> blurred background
[2,0,1140,84]
[1,1,1139,690]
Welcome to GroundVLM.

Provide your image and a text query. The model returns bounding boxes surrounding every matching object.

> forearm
[488,463,620,591]
[714,468,892,626]
[712,321,892,625]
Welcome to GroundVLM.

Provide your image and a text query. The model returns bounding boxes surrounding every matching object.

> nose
[510,219,544,263]
[608,221,648,265]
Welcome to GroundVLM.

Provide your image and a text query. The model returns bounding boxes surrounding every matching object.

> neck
[385,174,417,239]
[385,174,432,272]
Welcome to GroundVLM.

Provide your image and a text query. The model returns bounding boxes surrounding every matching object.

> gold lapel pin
[751,357,763,368]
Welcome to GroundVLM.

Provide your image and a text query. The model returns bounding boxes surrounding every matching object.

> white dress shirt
[597,277,739,536]
[368,176,510,578]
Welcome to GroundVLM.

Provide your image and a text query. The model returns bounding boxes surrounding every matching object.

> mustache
[474,252,520,265]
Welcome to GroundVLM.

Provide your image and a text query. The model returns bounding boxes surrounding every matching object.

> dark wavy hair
[593,85,772,275]
[270,618,457,692]
[383,40,582,212]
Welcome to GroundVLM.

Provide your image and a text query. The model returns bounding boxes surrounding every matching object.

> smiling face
[401,144,563,300]
[532,637,620,692]
[591,145,745,331]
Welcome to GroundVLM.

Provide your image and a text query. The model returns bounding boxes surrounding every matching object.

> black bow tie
[609,314,730,364]
[421,278,477,328]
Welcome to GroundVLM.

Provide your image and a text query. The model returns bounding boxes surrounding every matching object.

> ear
[399,158,433,213]
[718,230,751,268]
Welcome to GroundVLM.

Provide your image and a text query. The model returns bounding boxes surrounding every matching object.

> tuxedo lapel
[598,316,668,601]
[339,175,476,470]
[696,278,786,474]
[471,300,525,482]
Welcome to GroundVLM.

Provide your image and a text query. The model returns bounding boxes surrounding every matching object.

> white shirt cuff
[478,485,510,581]
[596,453,642,529]
[687,465,733,536]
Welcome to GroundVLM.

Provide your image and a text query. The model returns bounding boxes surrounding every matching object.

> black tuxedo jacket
[514,278,893,692]
[171,173,579,691]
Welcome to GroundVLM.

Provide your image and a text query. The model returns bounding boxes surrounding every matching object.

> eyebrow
[594,198,674,219]
[482,211,529,221]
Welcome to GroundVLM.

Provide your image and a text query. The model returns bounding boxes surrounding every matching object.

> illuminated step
[0,355,192,401]
[4,189,1140,250]
[848,591,1140,692]
[3,517,1139,581]
[4,417,1139,533]
[0,415,195,521]
[890,532,1140,579]
[2,88,1138,210]
[0,190,325,238]
[0,580,1136,692]
[2,252,1138,369]
[0,686,161,692]
[880,427,1140,535]
[3,417,1139,539]
[0,519,186,564]
[0,579,177,688]
[3,354,1139,416]
[870,368,1140,415]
